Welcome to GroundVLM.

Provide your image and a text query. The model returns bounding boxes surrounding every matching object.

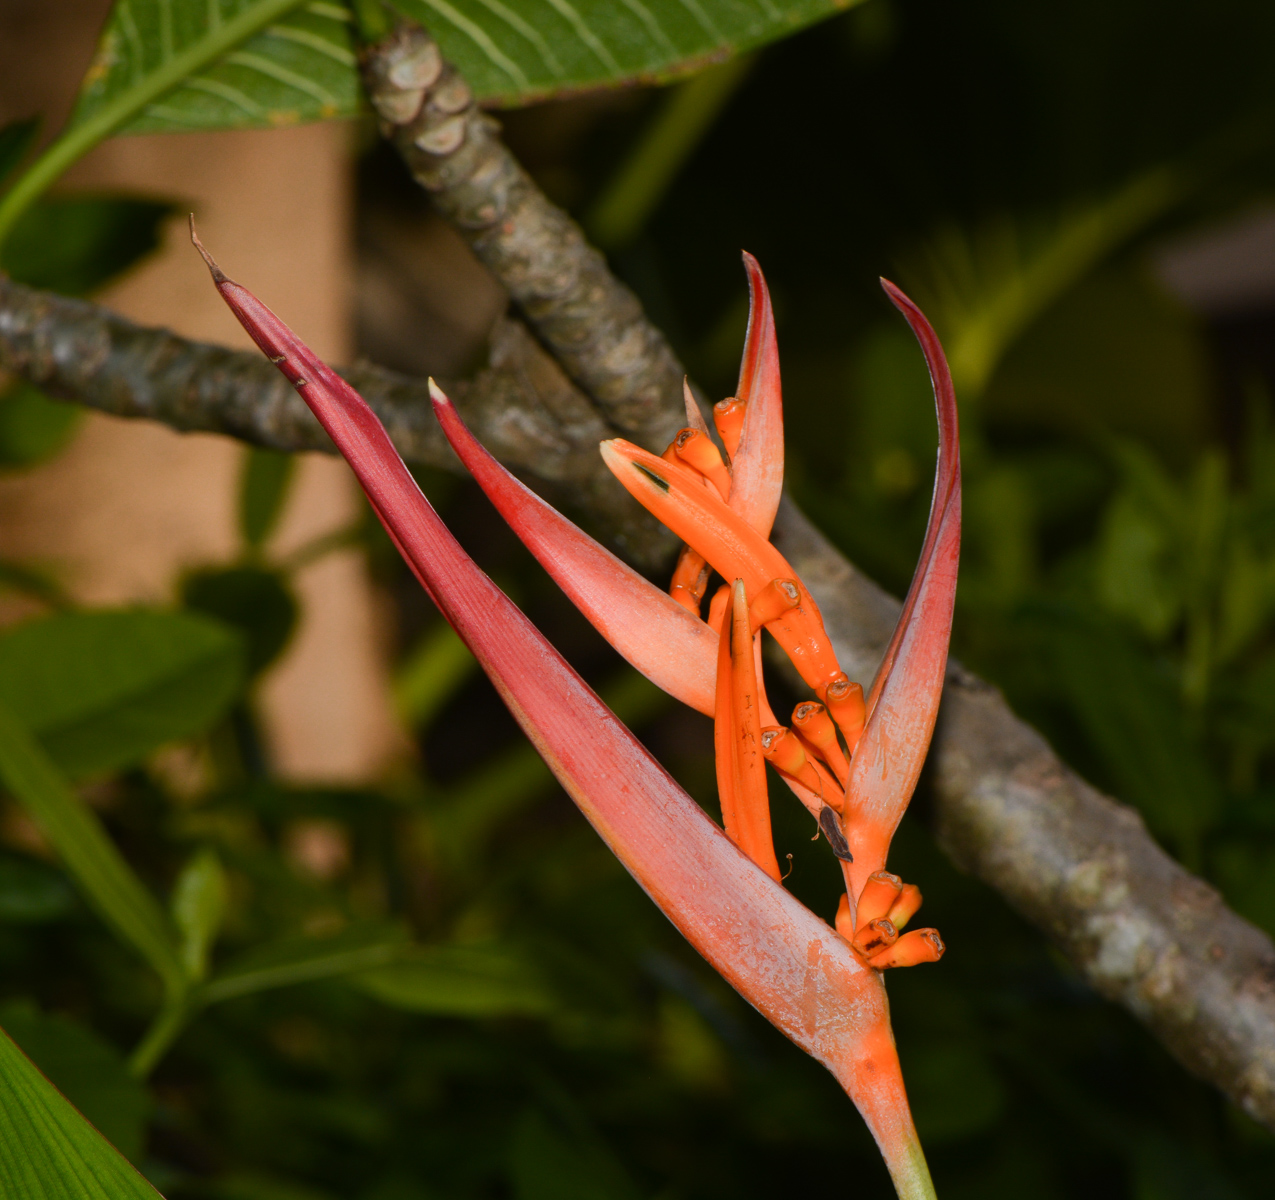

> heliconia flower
[194,223,957,1200]
[430,257,960,912]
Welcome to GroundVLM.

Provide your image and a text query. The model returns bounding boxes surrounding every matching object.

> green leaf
[0,0,851,247]
[354,943,556,1017]
[508,1108,643,1200]
[0,383,83,469]
[0,700,186,994]
[1096,492,1182,640]
[171,847,228,982]
[240,446,296,550]
[1034,608,1221,865]
[0,1,315,247]
[0,119,38,188]
[74,0,850,135]
[898,166,1188,398]
[0,559,72,610]
[182,566,298,676]
[0,196,171,296]
[393,621,475,729]
[0,853,75,924]
[394,0,847,107]
[73,1,357,137]
[0,610,246,778]
[199,923,410,1004]
[0,1020,160,1199]
[0,1001,152,1163]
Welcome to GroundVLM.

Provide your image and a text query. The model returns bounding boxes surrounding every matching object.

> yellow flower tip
[760,725,830,802]
[713,395,746,461]
[673,427,732,500]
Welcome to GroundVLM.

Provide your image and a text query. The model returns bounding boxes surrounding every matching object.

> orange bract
[715,580,781,881]
[601,439,846,693]
[714,396,745,460]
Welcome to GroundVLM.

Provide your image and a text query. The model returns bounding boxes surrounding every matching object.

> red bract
[196,225,956,1200]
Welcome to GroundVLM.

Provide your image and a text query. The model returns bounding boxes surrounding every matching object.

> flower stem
[882,1132,939,1200]
[128,996,191,1079]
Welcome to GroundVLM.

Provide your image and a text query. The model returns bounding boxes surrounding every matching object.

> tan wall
[0,3,405,782]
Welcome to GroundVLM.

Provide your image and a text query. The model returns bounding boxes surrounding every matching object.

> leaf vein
[263,24,357,66]
[226,50,342,106]
[672,0,724,42]
[417,0,530,88]
[542,0,620,72]
[469,0,565,77]
[180,75,268,118]
[616,0,678,57]
[117,3,146,87]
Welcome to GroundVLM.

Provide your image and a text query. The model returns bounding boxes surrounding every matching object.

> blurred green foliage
[3,0,1275,1197]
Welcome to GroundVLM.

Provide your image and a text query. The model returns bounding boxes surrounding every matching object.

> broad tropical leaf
[74,0,860,136]
[0,702,187,994]
[71,1,355,136]
[0,1021,161,1199]
[0,1001,151,1164]
[0,610,245,779]
[354,943,556,1017]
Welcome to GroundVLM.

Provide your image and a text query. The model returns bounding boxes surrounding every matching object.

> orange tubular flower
[196,228,958,1200]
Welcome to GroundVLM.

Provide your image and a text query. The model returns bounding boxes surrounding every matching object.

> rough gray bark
[360,23,687,451]
[0,272,673,562]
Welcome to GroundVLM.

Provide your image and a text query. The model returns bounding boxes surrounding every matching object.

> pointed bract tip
[682,377,711,438]
[427,377,452,408]
[878,276,923,322]
[188,215,228,284]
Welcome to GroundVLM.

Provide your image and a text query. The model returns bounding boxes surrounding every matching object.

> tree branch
[0,272,672,562]
[359,23,687,451]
